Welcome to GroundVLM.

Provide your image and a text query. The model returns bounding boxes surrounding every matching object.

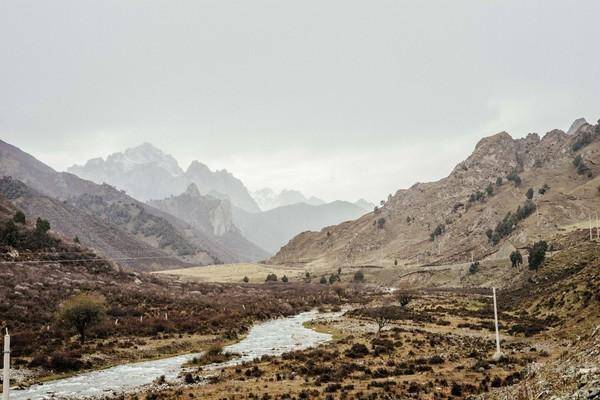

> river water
[12,310,339,399]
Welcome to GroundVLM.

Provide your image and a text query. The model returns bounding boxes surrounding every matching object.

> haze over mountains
[67,143,371,254]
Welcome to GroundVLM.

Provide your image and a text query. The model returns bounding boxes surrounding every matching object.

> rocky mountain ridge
[270,120,600,269]
[68,143,260,212]
[0,140,264,269]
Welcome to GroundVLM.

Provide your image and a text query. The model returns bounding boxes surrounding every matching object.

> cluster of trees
[469,190,486,203]
[573,155,592,177]
[265,273,278,282]
[320,268,342,285]
[1,211,56,250]
[486,199,536,245]
[430,223,445,241]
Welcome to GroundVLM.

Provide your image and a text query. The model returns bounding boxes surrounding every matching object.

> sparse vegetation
[526,188,534,200]
[485,183,494,196]
[430,223,445,241]
[468,262,480,274]
[510,250,523,268]
[573,155,592,177]
[538,184,550,195]
[528,241,548,270]
[13,210,26,224]
[506,171,522,186]
[353,270,365,283]
[489,200,536,245]
[571,130,594,152]
[56,293,106,344]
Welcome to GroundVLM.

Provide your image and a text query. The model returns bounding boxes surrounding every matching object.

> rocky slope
[232,200,367,253]
[68,143,260,212]
[149,184,269,262]
[270,120,600,269]
[0,177,188,270]
[0,140,262,269]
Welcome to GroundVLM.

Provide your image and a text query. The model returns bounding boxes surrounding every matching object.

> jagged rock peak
[474,131,513,150]
[566,118,589,135]
[184,183,202,197]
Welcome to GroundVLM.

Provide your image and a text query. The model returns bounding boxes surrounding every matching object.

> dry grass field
[154,263,306,283]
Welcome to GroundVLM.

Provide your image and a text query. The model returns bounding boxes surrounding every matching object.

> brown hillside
[270,122,600,270]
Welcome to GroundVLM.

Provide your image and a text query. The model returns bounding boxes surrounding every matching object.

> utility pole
[596,212,599,241]
[492,288,503,360]
[3,329,9,400]
[590,215,594,241]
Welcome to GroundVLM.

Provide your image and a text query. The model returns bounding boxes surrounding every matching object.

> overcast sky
[1,1,599,203]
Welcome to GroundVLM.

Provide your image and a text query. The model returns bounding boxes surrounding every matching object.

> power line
[0,255,184,265]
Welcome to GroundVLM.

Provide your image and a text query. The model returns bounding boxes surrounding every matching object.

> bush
[397,295,411,308]
[526,188,534,200]
[495,177,503,186]
[528,241,548,270]
[345,343,369,358]
[506,171,522,187]
[265,273,278,282]
[281,275,289,283]
[430,224,445,241]
[56,293,106,344]
[353,271,365,283]
[573,155,592,177]
[328,274,338,285]
[242,276,249,283]
[485,184,494,196]
[468,262,480,274]
[376,217,386,229]
[13,210,26,224]
[538,184,550,195]
[35,217,51,234]
[510,250,523,268]
[319,276,327,284]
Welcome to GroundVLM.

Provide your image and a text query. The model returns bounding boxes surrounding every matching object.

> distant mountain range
[252,188,375,212]
[68,143,260,212]
[67,143,371,257]
[0,140,266,270]
[0,141,372,268]
[232,201,367,253]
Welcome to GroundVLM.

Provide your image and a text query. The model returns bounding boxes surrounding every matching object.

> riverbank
[10,309,344,400]
[130,284,594,400]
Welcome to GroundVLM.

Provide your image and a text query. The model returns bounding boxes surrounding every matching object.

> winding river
[13,310,340,399]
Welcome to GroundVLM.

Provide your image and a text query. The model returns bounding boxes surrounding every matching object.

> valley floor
[127,286,599,400]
